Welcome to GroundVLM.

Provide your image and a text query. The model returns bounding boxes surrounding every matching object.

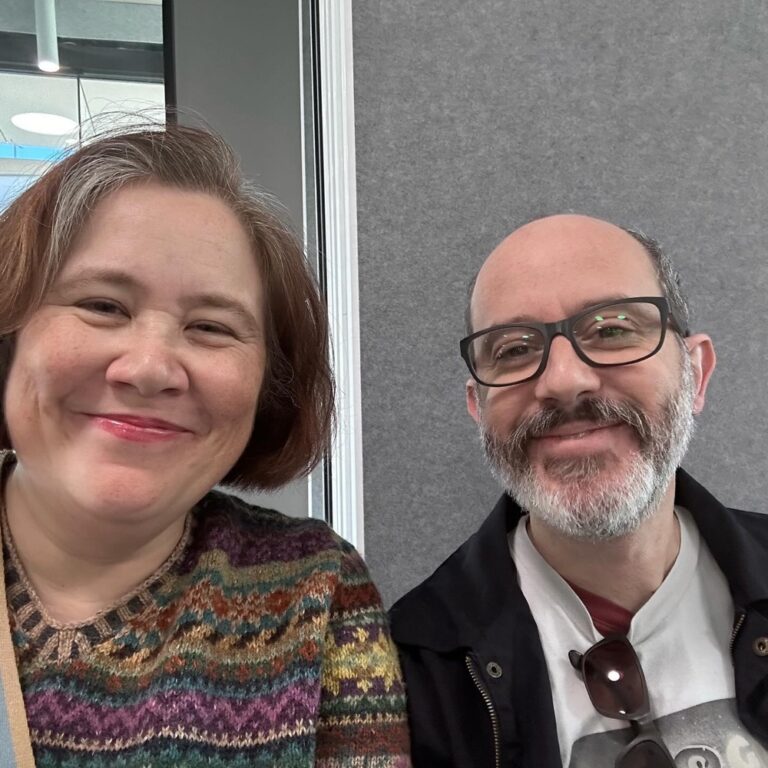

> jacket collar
[390,468,768,652]
[676,469,768,606]
[390,489,525,651]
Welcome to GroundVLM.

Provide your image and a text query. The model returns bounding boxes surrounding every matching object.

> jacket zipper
[730,609,747,653]
[465,655,501,768]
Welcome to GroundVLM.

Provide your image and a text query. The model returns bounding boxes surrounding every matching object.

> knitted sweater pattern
[4,490,410,767]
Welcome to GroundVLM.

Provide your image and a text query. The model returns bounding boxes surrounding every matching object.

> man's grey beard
[480,355,696,540]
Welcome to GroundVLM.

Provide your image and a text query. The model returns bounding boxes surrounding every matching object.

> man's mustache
[502,398,653,458]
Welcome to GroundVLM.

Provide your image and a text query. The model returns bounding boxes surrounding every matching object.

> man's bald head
[465,214,689,336]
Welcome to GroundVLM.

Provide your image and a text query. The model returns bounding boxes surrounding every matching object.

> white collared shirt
[510,507,768,768]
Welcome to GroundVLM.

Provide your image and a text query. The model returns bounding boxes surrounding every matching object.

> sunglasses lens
[619,739,676,768]
[582,638,648,719]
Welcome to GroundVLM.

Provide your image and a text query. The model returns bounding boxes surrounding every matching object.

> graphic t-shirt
[510,508,768,768]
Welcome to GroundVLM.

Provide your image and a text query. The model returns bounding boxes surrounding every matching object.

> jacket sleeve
[315,538,412,767]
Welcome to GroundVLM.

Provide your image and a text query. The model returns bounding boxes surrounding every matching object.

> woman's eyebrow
[56,267,142,291]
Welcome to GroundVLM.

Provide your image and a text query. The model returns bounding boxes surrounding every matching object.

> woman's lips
[89,414,190,443]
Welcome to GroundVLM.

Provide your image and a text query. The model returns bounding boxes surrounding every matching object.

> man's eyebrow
[493,294,637,325]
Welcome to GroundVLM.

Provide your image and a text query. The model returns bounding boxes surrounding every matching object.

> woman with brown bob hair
[0,125,410,767]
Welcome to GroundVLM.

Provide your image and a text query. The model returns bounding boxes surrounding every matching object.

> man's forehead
[484,214,650,272]
[471,214,661,326]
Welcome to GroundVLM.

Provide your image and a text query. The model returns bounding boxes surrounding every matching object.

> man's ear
[684,333,716,414]
[466,379,482,424]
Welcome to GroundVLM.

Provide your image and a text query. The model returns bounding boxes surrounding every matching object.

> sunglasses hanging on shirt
[568,635,676,768]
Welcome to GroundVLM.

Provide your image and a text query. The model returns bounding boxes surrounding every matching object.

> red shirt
[566,580,634,636]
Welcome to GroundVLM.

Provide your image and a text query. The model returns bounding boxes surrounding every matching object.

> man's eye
[77,299,127,316]
[495,344,530,358]
[597,325,629,338]
[490,343,537,368]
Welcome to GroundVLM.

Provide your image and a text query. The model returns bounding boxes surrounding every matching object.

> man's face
[466,215,715,539]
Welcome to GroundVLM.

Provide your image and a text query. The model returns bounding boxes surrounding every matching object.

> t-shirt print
[569,699,768,768]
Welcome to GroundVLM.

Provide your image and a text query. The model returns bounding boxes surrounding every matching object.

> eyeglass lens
[468,300,664,386]
[618,738,676,768]
[579,639,675,768]
[582,638,648,720]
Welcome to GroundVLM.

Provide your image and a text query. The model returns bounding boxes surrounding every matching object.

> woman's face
[4,182,266,528]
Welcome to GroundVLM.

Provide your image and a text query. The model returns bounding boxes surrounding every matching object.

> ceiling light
[11,112,77,136]
[35,0,60,73]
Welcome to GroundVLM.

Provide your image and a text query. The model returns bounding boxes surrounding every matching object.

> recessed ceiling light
[11,112,77,136]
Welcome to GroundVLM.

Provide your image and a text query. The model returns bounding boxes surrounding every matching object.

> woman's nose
[105,326,190,397]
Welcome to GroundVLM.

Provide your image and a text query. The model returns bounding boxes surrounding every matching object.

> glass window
[0,0,165,210]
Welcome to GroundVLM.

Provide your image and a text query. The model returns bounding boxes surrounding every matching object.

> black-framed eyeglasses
[460,297,687,388]
[569,635,675,768]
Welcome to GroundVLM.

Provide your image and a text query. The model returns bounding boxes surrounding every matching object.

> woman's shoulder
[187,488,352,571]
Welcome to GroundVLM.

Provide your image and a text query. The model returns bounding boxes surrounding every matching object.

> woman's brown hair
[0,125,334,490]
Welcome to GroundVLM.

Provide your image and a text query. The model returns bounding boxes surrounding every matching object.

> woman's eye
[77,299,127,316]
[190,321,235,336]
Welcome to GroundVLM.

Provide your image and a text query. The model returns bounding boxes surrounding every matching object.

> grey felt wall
[353,0,768,606]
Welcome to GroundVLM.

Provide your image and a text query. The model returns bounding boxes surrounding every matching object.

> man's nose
[105,326,190,397]
[532,334,602,406]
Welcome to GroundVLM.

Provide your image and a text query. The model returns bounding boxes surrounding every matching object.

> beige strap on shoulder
[0,451,36,766]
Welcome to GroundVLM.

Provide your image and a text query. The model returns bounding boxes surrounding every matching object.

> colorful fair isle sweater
[3,490,411,767]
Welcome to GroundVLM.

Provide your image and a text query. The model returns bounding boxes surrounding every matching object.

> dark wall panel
[171,0,308,517]
[353,0,768,605]
[171,0,303,223]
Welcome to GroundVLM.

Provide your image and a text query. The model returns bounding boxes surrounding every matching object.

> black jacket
[390,470,768,768]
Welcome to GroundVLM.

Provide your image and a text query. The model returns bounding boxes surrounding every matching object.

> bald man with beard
[390,214,768,768]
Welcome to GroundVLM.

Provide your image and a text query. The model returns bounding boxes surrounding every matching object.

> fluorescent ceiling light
[35,0,60,73]
[11,112,77,136]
